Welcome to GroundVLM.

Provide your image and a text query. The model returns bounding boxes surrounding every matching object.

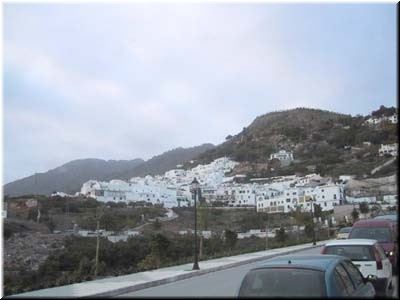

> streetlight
[190,177,200,270]
[311,196,317,246]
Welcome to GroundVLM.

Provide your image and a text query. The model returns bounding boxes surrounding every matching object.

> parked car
[237,255,376,297]
[321,239,392,297]
[336,227,352,239]
[348,219,398,272]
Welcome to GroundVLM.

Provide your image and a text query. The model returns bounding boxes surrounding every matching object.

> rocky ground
[4,219,66,272]
[346,174,397,197]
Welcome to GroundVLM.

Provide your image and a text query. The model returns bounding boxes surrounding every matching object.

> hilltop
[3,144,215,197]
[195,107,398,179]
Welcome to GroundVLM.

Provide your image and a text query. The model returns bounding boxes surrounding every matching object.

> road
[116,246,398,298]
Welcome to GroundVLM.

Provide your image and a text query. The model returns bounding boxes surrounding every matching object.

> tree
[291,207,305,241]
[304,221,314,239]
[359,202,370,218]
[224,230,237,253]
[152,218,162,231]
[275,227,287,244]
[137,254,161,271]
[75,256,92,278]
[99,212,119,231]
[150,233,170,262]
[351,208,359,222]
[313,203,323,219]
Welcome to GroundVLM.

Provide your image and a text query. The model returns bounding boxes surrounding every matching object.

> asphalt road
[116,247,321,298]
[116,246,398,298]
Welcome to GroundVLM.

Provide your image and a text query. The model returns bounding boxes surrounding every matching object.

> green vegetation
[4,226,326,296]
[195,107,398,179]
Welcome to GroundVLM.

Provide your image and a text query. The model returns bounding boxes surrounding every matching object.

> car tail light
[321,246,327,254]
[372,246,382,270]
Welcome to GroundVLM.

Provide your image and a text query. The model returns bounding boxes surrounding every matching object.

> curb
[88,242,325,298]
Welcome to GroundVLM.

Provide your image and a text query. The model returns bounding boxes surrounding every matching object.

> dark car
[349,219,398,271]
[237,255,376,297]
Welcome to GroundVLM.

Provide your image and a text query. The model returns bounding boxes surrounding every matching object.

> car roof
[352,219,393,227]
[255,255,346,271]
[325,238,377,246]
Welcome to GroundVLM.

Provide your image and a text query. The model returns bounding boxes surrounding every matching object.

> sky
[2,2,397,184]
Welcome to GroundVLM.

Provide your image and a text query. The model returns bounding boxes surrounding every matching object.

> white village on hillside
[60,143,398,214]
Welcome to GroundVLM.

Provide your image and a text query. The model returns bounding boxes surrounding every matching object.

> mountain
[195,107,398,178]
[3,159,144,197]
[105,143,215,180]
[3,143,215,197]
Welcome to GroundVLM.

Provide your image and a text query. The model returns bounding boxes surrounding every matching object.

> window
[342,261,364,288]
[349,227,393,243]
[335,264,355,294]
[238,268,326,297]
[286,199,291,203]
[334,194,337,200]
[324,202,327,207]
[332,270,348,296]
[325,245,374,261]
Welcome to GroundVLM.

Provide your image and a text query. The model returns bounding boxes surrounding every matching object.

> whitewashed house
[256,182,344,214]
[379,143,398,157]
[269,150,294,166]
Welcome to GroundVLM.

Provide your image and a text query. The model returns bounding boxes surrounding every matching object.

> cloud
[2,3,396,183]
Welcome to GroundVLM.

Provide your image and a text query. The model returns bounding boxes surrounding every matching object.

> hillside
[3,144,215,197]
[105,143,215,180]
[3,159,144,197]
[196,107,398,178]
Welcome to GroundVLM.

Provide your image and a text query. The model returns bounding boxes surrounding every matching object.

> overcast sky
[2,3,397,184]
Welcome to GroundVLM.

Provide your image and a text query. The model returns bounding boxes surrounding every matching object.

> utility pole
[94,205,103,277]
[311,196,316,245]
[265,214,270,250]
[94,218,100,277]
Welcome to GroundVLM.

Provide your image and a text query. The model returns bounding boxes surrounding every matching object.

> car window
[340,227,351,233]
[325,245,374,261]
[238,268,326,297]
[332,270,349,296]
[342,261,364,288]
[349,227,393,243]
[335,264,355,294]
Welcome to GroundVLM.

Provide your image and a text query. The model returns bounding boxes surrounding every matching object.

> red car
[349,219,398,272]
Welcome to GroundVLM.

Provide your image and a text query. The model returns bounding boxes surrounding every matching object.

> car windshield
[339,228,351,233]
[349,227,392,243]
[238,267,326,297]
[325,245,374,261]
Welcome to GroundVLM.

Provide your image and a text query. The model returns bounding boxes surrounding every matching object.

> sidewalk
[8,240,328,298]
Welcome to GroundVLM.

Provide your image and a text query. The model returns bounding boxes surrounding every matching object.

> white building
[379,143,398,157]
[269,150,294,165]
[366,113,397,125]
[80,157,239,208]
[346,196,377,204]
[215,183,257,206]
[256,183,344,214]
[383,194,398,205]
